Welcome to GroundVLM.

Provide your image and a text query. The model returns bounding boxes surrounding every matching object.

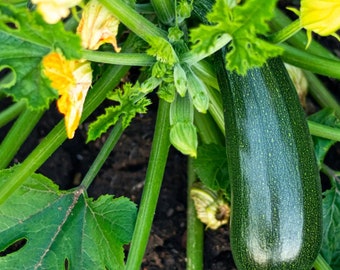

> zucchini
[215,51,322,269]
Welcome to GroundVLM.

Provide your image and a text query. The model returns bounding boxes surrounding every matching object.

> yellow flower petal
[32,0,81,24]
[42,52,75,94]
[77,0,121,52]
[301,0,340,36]
[42,52,92,138]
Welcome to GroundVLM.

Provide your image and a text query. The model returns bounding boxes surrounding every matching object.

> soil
[2,81,339,270]
[0,98,235,269]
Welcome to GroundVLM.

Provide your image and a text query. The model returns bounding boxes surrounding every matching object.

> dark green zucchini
[215,51,322,269]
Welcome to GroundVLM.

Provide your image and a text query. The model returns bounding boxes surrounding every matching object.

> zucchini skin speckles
[215,52,322,270]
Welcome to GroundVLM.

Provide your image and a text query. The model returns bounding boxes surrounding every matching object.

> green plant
[1,0,340,269]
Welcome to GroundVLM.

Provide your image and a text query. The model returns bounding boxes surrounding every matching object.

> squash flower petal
[77,0,121,52]
[300,0,340,44]
[42,52,92,139]
[32,0,81,24]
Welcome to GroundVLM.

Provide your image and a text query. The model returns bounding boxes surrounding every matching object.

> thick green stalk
[194,110,224,145]
[304,70,340,118]
[82,50,155,66]
[0,64,130,204]
[0,100,25,128]
[280,43,340,79]
[125,98,171,270]
[81,119,124,190]
[186,157,204,270]
[268,19,301,44]
[313,254,332,270]
[308,121,340,142]
[270,9,338,61]
[150,0,175,25]
[0,107,44,169]
[99,0,167,42]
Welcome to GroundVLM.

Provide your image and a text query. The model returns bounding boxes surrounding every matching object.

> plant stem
[270,9,338,61]
[192,61,219,89]
[150,0,175,25]
[0,64,130,204]
[186,157,204,270]
[125,98,171,270]
[280,43,340,79]
[313,254,332,270]
[0,107,44,169]
[182,34,232,66]
[81,119,124,190]
[0,100,25,128]
[191,63,225,134]
[194,110,224,145]
[308,121,340,142]
[82,50,155,66]
[268,19,301,44]
[304,71,340,118]
[99,0,167,42]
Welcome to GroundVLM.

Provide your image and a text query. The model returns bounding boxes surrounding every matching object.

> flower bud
[173,63,187,97]
[170,122,197,157]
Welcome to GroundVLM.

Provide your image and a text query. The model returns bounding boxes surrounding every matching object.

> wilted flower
[32,0,81,24]
[77,0,121,52]
[299,0,340,46]
[42,52,92,138]
[190,183,230,230]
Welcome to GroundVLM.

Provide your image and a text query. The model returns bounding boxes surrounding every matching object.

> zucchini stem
[0,107,44,169]
[125,98,171,270]
[313,254,333,270]
[186,157,204,270]
[81,119,124,190]
[308,121,340,142]
[0,100,26,129]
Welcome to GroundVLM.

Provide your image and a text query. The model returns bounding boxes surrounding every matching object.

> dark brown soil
[0,94,237,269]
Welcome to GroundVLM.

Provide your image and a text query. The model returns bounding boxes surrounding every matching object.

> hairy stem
[280,43,340,79]
[313,254,332,270]
[82,50,155,66]
[81,119,124,190]
[125,98,171,270]
[99,0,167,42]
[0,100,26,129]
[0,107,44,169]
[308,121,340,142]
[186,157,204,270]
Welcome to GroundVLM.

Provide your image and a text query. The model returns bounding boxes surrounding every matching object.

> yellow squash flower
[42,52,92,139]
[32,0,81,24]
[77,0,121,52]
[300,0,340,45]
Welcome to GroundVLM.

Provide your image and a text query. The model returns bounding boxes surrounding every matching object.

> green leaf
[190,0,282,74]
[193,144,229,193]
[0,5,82,109]
[0,167,137,270]
[308,108,340,166]
[87,83,151,142]
[146,37,178,65]
[321,177,340,269]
